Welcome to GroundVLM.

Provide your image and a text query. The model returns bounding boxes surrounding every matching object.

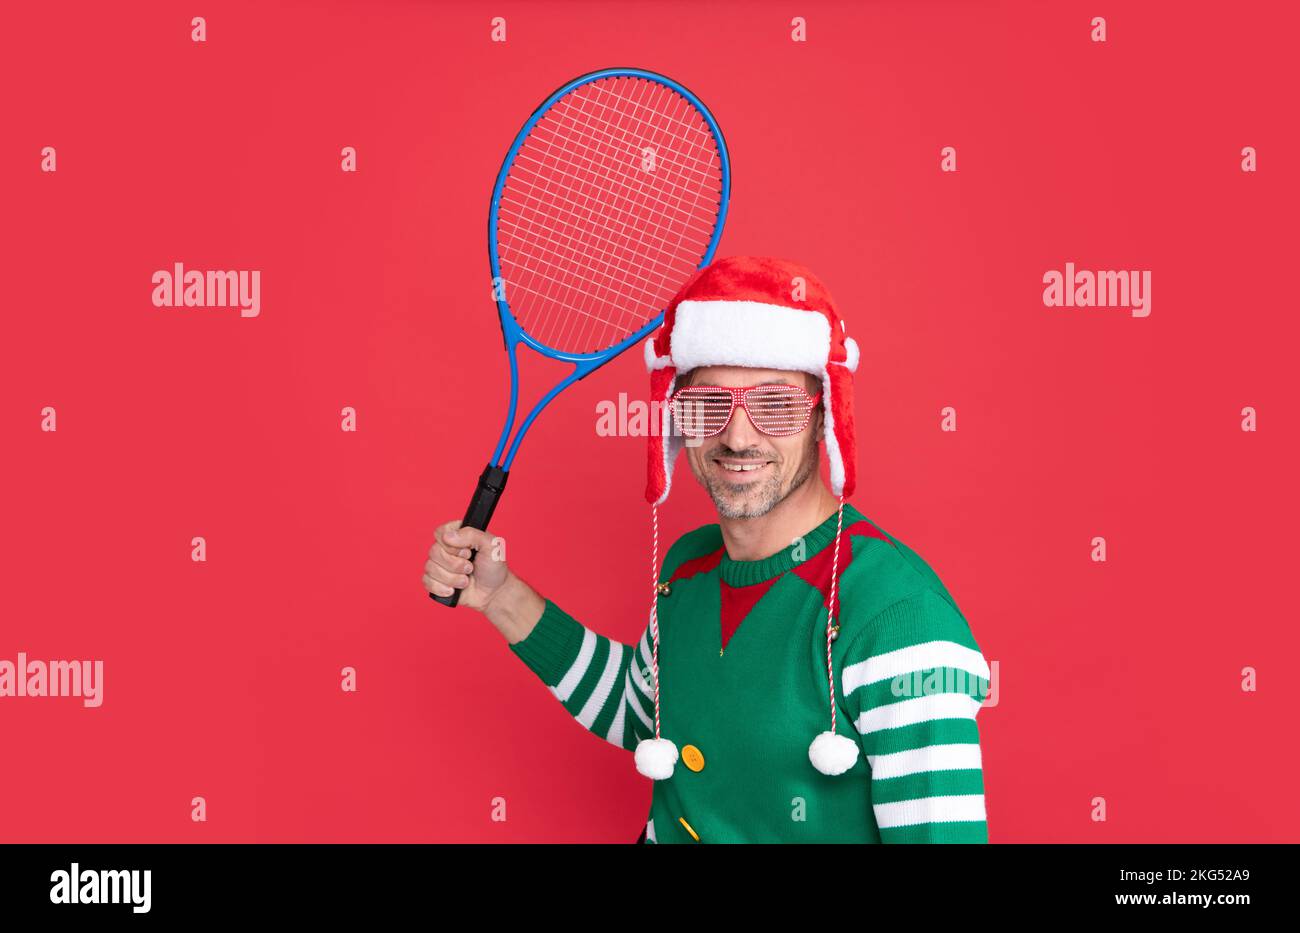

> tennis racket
[431,67,731,607]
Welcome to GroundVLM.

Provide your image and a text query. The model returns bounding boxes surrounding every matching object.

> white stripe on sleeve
[855,692,982,735]
[874,794,987,829]
[866,742,983,779]
[554,628,597,702]
[577,642,625,730]
[843,640,990,693]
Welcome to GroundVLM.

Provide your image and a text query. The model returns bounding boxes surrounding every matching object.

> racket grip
[430,464,510,607]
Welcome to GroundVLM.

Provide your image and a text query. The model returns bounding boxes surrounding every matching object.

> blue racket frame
[488,67,731,470]
[432,67,729,607]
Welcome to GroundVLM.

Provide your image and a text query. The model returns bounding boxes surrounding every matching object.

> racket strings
[511,131,714,257]
[509,117,714,256]
[510,82,711,324]
[583,84,722,186]
[550,87,719,204]
[534,83,719,241]
[497,75,724,355]
[496,180,689,308]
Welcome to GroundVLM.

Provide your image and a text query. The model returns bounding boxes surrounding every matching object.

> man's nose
[719,398,762,451]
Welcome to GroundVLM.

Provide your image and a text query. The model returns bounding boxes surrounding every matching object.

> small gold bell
[656,581,671,596]
[828,624,840,641]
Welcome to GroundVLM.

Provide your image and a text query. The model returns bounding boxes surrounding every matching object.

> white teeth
[720,462,764,472]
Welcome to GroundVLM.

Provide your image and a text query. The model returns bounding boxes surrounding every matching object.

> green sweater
[508,502,991,843]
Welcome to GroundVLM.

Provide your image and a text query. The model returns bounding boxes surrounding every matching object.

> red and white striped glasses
[670,384,822,438]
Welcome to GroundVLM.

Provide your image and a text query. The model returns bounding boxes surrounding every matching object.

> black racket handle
[430,464,510,607]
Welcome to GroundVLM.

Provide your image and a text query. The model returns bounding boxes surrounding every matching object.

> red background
[3,0,1297,842]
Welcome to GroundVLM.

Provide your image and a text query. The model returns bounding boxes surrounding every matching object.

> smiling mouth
[713,458,774,475]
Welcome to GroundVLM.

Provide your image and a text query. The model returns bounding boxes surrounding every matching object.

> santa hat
[633,256,862,782]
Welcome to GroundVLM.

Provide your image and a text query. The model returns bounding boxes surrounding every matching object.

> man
[423,256,992,843]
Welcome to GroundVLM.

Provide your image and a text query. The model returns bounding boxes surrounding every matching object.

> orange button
[681,744,705,772]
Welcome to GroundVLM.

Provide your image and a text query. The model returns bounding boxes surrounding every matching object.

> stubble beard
[698,434,820,520]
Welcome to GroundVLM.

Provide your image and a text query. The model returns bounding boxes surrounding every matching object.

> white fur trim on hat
[809,731,859,776]
[819,367,846,496]
[670,300,831,374]
[841,336,860,373]
[635,736,679,780]
[644,337,674,372]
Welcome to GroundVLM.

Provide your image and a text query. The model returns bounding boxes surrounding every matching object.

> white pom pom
[634,737,678,780]
[808,731,859,776]
[644,337,673,372]
[842,336,860,373]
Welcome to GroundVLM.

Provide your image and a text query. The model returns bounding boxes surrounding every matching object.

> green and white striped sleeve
[842,590,991,843]
[507,598,658,753]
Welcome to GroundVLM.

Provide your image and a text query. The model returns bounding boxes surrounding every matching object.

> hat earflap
[645,363,679,506]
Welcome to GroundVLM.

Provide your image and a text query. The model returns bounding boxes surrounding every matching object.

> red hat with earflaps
[634,256,862,780]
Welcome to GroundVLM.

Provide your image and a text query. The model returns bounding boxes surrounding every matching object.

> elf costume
[509,257,991,843]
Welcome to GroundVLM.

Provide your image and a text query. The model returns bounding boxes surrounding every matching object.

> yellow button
[681,744,705,772]
[679,816,700,842]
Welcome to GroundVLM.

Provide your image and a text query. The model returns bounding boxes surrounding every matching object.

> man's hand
[423,520,509,612]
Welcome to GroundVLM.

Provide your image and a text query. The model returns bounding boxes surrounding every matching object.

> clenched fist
[422,520,510,611]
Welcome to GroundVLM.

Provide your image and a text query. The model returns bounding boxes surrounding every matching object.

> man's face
[679,366,824,520]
